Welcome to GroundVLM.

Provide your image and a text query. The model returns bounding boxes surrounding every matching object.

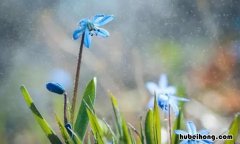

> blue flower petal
[166,86,177,95]
[180,140,188,144]
[84,29,91,48]
[147,97,154,108]
[198,130,209,135]
[202,139,213,144]
[187,121,197,135]
[94,15,114,26]
[159,74,168,89]
[191,141,197,144]
[46,82,65,95]
[173,96,189,102]
[146,82,159,95]
[78,18,88,27]
[92,14,105,23]
[170,100,179,116]
[96,28,110,37]
[175,130,188,135]
[73,28,85,40]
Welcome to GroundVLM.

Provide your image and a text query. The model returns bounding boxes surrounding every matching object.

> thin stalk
[64,93,68,125]
[168,104,172,144]
[71,33,84,124]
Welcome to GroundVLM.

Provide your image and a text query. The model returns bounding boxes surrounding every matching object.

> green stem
[64,93,67,125]
[71,33,84,124]
[168,104,172,144]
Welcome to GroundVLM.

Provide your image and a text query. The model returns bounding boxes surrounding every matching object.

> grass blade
[139,118,145,144]
[74,77,97,140]
[20,86,62,144]
[110,94,122,137]
[55,114,75,144]
[153,96,161,144]
[121,117,132,144]
[110,94,135,144]
[145,109,154,144]
[86,109,105,144]
[225,113,240,144]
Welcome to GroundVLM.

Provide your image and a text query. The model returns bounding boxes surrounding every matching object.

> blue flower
[73,14,114,48]
[175,121,213,144]
[146,74,189,116]
[46,82,65,95]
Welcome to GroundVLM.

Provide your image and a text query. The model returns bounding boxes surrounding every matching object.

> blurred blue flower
[175,121,213,144]
[146,74,189,116]
[46,82,65,95]
[73,14,114,48]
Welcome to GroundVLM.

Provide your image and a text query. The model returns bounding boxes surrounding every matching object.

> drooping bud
[46,82,65,95]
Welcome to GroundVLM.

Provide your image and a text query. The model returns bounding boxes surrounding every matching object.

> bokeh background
[1,0,240,143]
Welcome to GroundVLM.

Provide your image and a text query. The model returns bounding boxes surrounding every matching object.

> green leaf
[74,77,97,140]
[101,119,117,143]
[145,109,154,144]
[153,96,161,144]
[20,86,62,144]
[110,94,122,137]
[110,94,135,144]
[139,118,145,144]
[86,109,105,144]
[225,113,240,144]
[145,96,161,144]
[55,114,75,144]
[121,117,132,144]
[172,110,184,144]
[129,126,136,144]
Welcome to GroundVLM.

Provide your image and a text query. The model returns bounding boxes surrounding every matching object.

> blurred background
[1,0,240,143]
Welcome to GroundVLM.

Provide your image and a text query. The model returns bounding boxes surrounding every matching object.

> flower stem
[64,93,68,125]
[71,33,84,124]
[168,104,172,144]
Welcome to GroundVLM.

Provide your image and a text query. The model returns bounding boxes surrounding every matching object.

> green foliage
[24,78,240,144]
[20,86,62,144]
[145,96,161,144]
[139,120,145,144]
[110,94,122,137]
[86,108,105,144]
[110,94,135,144]
[145,109,154,144]
[172,110,184,144]
[74,77,97,140]
[225,113,240,144]
[153,96,161,144]
[121,117,132,144]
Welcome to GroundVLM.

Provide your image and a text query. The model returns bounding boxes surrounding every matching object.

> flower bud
[46,82,65,95]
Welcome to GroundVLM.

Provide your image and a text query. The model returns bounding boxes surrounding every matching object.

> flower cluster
[175,121,213,144]
[145,75,214,143]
